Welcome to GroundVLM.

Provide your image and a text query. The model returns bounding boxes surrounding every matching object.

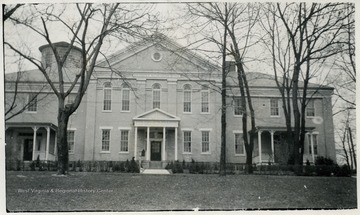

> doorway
[23,139,33,161]
[151,141,161,161]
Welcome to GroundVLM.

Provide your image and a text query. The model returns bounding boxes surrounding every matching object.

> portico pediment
[133,108,180,128]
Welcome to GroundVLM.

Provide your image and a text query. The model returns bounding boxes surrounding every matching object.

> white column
[32,126,38,161]
[162,127,166,161]
[54,133,57,157]
[258,130,262,164]
[175,127,178,161]
[134,127,138,160]
[45,127,50,161]
[270,130,275,163]
[310,133,315,163]
[146,127,150,160]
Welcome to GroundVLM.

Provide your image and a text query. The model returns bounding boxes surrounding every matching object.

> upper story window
[27,93,38,112]
[201,85,209,113]
[270,99,279,116]
[103,82,112,111]
[152,83,161,109]
[122,84,130,111]
[183,84,192,113]
[306,100,315,117]
[234,97,243,116]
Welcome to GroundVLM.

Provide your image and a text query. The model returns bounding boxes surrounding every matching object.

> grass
[6,171,357,212]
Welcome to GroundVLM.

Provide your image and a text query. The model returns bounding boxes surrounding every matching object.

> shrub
[334,164,352,177]
[30,161,36,171]
[130,157,139,173]
[172,160,183,174]
[16,159,22,171]
[125,159,130,172]
[113,162,121,172]
[36,155,40,167]
[315,156,335,176]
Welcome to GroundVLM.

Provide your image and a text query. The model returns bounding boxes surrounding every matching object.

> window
[183,131,192,153]
[308,133,318,155]
[27,93,37,112]
[67,130,75,153]
[101,129,111,151]
[270,99,279,116]
[235,133,245,155]
[153,83,161,109]
[201,131,210,153]
[201,85,209,113]
[122,84,130,111]
[67,94,76,113]
[120,130,129,152]
[234,97,243,116]
[103,82,112,111]
[183,84,192,113]
[306,100,315,117]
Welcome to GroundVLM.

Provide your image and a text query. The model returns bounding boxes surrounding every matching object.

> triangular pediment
[133,108,180,121]
[96,33,220,74]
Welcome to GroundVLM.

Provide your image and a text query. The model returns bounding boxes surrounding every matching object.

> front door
[151,141,161,161]
[23,139,33,161]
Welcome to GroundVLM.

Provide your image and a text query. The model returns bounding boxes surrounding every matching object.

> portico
[133,109,180,168]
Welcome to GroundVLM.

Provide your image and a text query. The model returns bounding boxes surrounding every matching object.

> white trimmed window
[120,130,129,152]
[27,93,38,112]
[183,131,192,153]
[270,99,279,116]
[308,133,318,155]
[101,129,111,151]
[235,133,245,155]
[201,85,209,113]
[103,82,112,111]
[122,84,130,111]
[201,131,210,153]
[183,84,192,113]
[152,83,161,109]
[234,97,243,116]
[306,100,315,117]
[67,130,75,154]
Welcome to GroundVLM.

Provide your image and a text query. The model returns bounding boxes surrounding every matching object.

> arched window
[201,85,209,113]
[122,83,130,111]
[152,83,161,109]
[103,82,112,111]
[183,84,192,113]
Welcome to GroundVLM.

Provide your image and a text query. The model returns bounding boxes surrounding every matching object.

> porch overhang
[132,108,180,128]
[256,126,316,133]
[6,122,58,130]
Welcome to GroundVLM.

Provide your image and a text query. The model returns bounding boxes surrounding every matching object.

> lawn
[6,171,357,212]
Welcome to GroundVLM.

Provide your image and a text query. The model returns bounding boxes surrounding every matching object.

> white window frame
[233,96,243,116]
[182,130,192,154]
[308,132,319,155]
[200,129,212,154]
[183,84,192,113]
[67,128,76,154]
[306,99,315,117]
[270,98,279,117]
[27,93,38,113]
[100,127,112,153]
[121,84,130,112]
[201,85,210,114]
[119,129,130,153]
[152,83,161,109]
[103,82,112,112]
[233,131,245,156]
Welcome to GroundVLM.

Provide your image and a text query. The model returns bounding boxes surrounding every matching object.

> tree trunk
[292,63,302,171]
[57,109,70,175]
[348,126,356,169]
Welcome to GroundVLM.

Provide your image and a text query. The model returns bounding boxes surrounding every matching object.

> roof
[38,41,82,53]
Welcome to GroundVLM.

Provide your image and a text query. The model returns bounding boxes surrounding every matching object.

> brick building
[4,34,336,168]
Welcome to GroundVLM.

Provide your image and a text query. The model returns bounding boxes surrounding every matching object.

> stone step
[141,169,171,175]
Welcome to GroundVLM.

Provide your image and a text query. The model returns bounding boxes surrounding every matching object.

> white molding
[99,126,113,130]
[118,127,131,130]
[199,128,213,131]
[233,130,243,133]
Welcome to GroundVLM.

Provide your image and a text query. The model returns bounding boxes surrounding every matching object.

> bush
[30,161,36,171]
[172,160,183,174]
[334,164,352,177]
[130,157,140,173]
[315,156,335,176]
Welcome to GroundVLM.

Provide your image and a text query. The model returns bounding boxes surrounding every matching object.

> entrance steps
[141,169,171,175]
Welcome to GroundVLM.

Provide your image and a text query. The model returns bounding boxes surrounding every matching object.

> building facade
[4,35,336,168]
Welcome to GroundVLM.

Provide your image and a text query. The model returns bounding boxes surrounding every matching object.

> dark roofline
[39,42,82,53]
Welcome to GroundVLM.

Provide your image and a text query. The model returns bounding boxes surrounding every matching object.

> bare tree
[260,2,353,168]
[185,2,260,174]
[4,3,158,174]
